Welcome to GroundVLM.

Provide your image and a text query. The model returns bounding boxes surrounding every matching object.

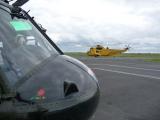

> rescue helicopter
[87,44,130,57]
[0,0,100,120]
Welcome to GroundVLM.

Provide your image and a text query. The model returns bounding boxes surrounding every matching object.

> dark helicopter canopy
[0,2,60,86]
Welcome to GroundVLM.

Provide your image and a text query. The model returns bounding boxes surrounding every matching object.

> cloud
[23,0,160,53]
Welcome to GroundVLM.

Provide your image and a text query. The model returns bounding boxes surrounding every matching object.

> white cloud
[22,0,160,53]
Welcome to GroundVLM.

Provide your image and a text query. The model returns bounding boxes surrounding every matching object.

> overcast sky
[23,0,160,53]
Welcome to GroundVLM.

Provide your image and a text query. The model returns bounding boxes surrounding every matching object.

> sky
[23,0,160,53]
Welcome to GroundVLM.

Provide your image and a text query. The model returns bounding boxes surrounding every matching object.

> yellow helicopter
[87,45,129,57]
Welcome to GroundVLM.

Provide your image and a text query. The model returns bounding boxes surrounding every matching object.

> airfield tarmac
[79,57,160,120]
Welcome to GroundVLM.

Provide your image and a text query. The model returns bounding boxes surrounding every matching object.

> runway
[79,57,160,120]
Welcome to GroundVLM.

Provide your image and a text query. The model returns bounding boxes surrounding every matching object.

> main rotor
[2,0,29,6]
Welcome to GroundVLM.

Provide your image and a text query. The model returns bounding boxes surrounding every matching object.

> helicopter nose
[41,55,100,120]
[16,55,100,120]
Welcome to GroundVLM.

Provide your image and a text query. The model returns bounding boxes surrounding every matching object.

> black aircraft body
[0,0,100,120]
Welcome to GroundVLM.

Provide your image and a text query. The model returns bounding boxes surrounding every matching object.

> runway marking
[88,64,160,72]
[92,68,160,80]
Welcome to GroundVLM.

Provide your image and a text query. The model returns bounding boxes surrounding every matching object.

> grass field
[65,52,160,62]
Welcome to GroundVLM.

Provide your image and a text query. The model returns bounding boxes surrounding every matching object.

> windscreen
[0,7,58,85]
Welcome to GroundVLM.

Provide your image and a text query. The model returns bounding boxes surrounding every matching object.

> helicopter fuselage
[0,1,100,120]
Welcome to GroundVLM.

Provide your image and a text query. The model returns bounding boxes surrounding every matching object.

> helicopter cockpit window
[96,47,103,50]
[0,8,58,85]
[96,45,103,50]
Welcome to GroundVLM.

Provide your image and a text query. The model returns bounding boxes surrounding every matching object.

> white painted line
[92,68,160,80]
[88,64,160,72]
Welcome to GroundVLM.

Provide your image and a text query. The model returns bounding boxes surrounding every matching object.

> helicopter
[0,0,99,120]
[87,44,130,57]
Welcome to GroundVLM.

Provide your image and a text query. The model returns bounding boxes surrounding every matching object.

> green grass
[120,53,160,62]
[118,53,160,58]
[145,58,160,63]
[65,52,160,63]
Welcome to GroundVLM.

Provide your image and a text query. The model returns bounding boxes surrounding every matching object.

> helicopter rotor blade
[125,44,131,50]
[12,0,29,7]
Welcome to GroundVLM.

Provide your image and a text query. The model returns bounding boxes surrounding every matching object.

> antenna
[12,0,29,7]
[2,0,9,3]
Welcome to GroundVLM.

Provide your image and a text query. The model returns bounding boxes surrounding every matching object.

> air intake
[64,81,79,97]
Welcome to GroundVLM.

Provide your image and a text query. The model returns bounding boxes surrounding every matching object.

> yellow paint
[87,45,128,57]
